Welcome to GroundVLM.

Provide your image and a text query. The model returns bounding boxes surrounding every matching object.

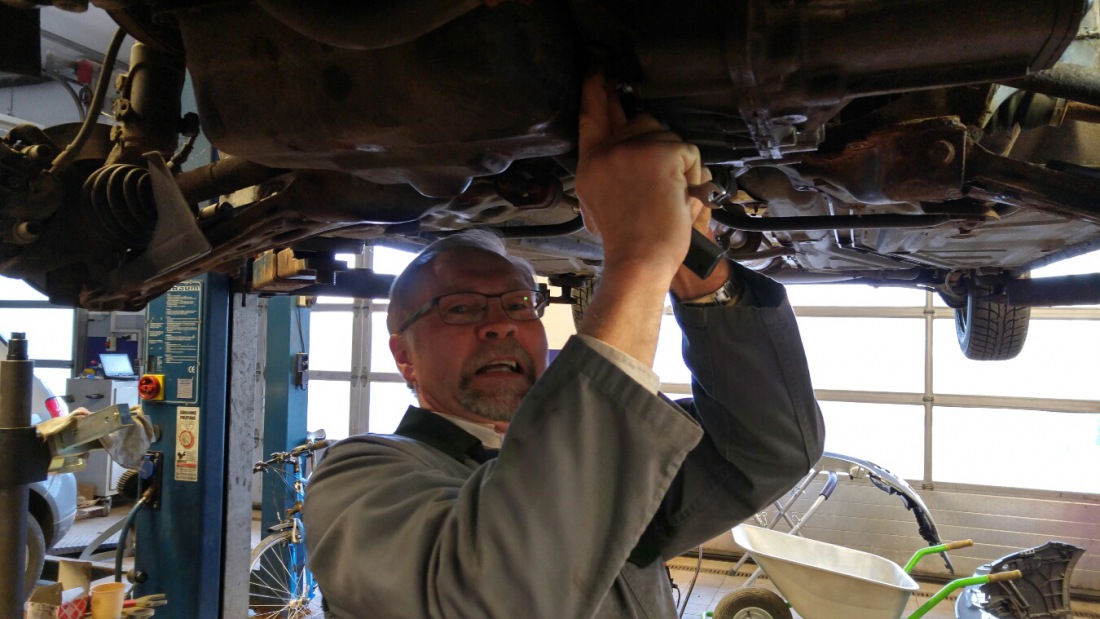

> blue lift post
[135,274,231,618]
[261,296,311,535]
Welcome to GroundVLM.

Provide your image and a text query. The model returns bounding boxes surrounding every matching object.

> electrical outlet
[294,352,309,388]
[139,451,164,510]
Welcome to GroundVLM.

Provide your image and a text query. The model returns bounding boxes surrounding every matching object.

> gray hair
[386,229,537,334]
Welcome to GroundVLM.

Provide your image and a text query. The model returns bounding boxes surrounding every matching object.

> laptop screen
[99,353,136,378]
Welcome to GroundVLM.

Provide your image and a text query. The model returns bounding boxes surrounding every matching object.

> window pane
[932,319,1100,401]
[368,381,417,434]
[542,301,576,351]
[372,246,416,275]
[655,314,689,385]
[36,368,73,403]
[308,311,353,371]
[0,309,73,360]
[933,407,1100,494]
[1032,249,1100,277]
[786,283,927,307]
[0,275,47,301]
[796,317,925,393]
[307,380,350,441]
[315,296,354,305]
[370,312,398,374]
[819,401,925,480]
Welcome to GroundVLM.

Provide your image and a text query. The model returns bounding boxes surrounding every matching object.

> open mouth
[475,360,523,375]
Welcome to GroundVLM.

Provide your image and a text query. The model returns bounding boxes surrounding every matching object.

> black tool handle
[682,228,725,279]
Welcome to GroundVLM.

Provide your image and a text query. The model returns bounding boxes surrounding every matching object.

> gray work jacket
[303,266,825,618]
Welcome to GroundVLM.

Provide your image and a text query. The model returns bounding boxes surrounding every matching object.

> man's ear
[389,334,416,386]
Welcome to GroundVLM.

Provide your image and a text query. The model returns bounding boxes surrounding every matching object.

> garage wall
[702,475,1100,593]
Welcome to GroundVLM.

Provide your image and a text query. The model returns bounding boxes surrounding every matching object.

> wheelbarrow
[707,524,1022,619]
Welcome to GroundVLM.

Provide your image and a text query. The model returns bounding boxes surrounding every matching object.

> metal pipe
[1000,62,1100,109]
[676,545,704,618]
[49,28,125,174]
[414,217,587,241]
[115,490,152,582]
[711,211,955,232]
[496,217,585,238]
[0,332,33,611]
[1065,101,1100,124]
[1005,273,1100,307]
[727,246,796,261]
[175,157,287,205]
[923,292,935,490]
[255,0,484,50]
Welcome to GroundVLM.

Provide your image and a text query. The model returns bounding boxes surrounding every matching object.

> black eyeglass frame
[395,289,549,334]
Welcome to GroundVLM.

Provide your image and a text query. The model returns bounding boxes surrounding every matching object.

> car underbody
[2,0,1100,359]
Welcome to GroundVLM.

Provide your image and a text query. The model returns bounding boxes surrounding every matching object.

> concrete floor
[51,503,263,588]
[666,556,1100,619]
[54,506,1100,618]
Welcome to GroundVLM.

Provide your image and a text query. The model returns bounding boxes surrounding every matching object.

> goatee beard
[457,343,536,422]
[458,385,528,422]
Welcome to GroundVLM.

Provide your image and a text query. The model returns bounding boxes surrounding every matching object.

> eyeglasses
[396,289,549,333]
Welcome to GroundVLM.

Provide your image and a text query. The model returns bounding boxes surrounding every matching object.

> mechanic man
[303,73,825,618]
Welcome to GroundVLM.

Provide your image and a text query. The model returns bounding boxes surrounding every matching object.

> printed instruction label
[175,406,200,482]
[145,279,203,404]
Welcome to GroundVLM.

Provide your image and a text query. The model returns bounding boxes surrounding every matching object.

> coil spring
[82,164,158,248]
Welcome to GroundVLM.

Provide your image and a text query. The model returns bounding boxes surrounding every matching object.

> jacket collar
[393,406,495,464]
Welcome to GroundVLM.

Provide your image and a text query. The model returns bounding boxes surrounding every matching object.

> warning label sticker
[175,406,200,482]
[177,378,194,401]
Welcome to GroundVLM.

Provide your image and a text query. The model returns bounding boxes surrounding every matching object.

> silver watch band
[682,278,740,306]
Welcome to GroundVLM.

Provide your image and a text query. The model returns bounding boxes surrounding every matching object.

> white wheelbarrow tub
[732,524,920,619]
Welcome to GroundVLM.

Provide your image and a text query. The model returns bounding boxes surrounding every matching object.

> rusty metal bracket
[965,148,1100,226]
[49,404,133,457]
[800,118,968,204]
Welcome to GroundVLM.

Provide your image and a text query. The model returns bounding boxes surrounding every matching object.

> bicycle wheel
[248,531,321,618]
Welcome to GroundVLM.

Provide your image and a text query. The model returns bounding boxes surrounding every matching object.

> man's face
[389,248,549,427]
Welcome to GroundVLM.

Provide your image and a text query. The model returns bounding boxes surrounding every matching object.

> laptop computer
[99,353,138,380]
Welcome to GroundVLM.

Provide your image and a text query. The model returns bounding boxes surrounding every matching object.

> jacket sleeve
[630,263,826,566]
[304,337,705,619]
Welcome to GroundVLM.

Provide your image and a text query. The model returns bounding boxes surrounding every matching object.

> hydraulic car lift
[130,274,232,617]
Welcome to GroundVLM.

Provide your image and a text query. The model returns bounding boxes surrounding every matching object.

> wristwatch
[682,278,742,307]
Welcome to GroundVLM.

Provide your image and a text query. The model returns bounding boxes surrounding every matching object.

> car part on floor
[955,541,1087,619]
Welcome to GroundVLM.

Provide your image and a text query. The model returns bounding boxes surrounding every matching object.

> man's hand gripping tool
[683,171,733,279]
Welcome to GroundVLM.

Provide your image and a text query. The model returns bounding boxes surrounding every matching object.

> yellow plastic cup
[90,581,126,619]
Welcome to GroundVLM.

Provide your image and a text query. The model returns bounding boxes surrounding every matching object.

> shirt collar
[392,406,502,464]
[431,411,504,449]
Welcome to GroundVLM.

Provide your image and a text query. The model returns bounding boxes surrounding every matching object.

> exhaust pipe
[1005,273,1100,307]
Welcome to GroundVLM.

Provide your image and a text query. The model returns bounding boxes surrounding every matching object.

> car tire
[954,278,1030,361]
[713,587,792,619]
[25,516,45,601]
[570,277,596,328]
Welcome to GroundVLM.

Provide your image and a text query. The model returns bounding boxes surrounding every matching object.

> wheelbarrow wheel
[713,587,792,619]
